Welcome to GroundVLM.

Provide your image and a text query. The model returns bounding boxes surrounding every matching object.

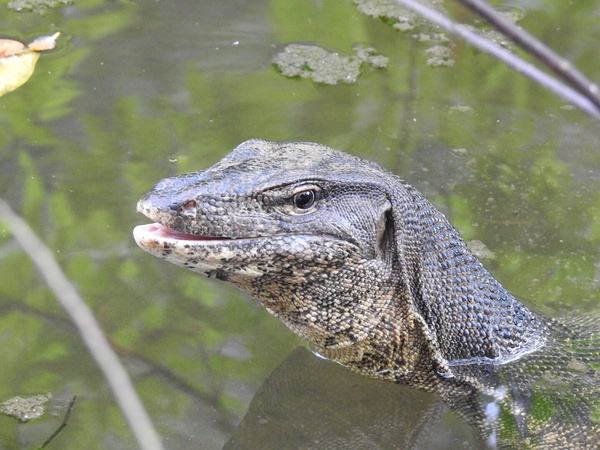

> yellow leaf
[0,52,40,96]
[0,32,59,97]
[0,39,26,57]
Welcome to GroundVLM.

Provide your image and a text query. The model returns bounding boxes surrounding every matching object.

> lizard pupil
[293,190,315,209]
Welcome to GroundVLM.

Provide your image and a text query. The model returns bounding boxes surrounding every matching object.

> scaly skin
[134,140,598,448]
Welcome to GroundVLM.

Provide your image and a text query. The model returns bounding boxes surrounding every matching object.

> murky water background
[1,0,599,448]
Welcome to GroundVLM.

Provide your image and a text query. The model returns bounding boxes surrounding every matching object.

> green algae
[354,0,526,67]
[355,0,454,68]
[0,393,51,422]
[354,46,389,69]
[7,0,71,14]
[354,0,418,31]
[273,44,388,85]
[354,0,447,31]
[425,45,455,67]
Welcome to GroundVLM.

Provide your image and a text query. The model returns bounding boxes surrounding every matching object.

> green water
[0,0,599,448]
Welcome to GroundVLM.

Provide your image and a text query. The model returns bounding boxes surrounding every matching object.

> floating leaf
[0,32,60,97]
[0,39,26,57]
[0,52,40,96]
[28,32,61,52]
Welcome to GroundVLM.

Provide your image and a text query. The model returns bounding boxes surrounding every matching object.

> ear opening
[376,209,395,262]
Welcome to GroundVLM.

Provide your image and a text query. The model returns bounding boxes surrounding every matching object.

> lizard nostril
[169,200,197,211]
[182,200,197,210]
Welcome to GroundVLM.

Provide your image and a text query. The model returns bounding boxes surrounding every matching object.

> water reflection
[228,317,600,450]
[226,348,481,450]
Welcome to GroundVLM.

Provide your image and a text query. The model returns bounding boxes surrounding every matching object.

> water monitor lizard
[134,140,599,449]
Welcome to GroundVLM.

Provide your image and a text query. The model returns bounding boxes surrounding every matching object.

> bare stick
[393,0,600,120]
[457,0,600,111]
[0,199,164,450]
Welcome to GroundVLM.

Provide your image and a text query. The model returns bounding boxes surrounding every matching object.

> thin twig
[393,0,600,120]
[457,0,600,111]
[39,396,77,449]
[0,199,163,450]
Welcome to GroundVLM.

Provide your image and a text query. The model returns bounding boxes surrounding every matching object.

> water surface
[1,0,599,448]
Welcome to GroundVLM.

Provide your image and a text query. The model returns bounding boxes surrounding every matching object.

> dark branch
[457,0,600,111]
[39,396,77,449]
[393,0,600,120]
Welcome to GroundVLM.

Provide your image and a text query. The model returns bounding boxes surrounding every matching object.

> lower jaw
[133,222,228,241]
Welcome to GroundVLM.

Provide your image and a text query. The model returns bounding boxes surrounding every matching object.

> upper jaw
[134,193,236,256]
[136,198,179,232]
[134,192,363,279]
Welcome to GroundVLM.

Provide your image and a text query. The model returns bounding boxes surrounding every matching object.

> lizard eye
[270,184,322,216]
[292,189,319,211]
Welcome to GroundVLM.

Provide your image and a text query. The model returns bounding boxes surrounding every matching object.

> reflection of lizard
[134,140,599,448]
[225,347,481,450]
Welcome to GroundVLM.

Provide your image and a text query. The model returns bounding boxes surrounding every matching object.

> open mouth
[133,223,229,242]
[133,222,242,276]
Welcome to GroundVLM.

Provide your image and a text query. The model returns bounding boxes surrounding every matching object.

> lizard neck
[393,188,548,366]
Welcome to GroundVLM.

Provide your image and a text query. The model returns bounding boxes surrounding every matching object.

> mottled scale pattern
[135,140,599,449]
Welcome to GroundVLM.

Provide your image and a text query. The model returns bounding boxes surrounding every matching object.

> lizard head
[134,139,400,352]
[135,139,545,380]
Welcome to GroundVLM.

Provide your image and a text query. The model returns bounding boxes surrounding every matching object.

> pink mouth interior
[143,223,226,241]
